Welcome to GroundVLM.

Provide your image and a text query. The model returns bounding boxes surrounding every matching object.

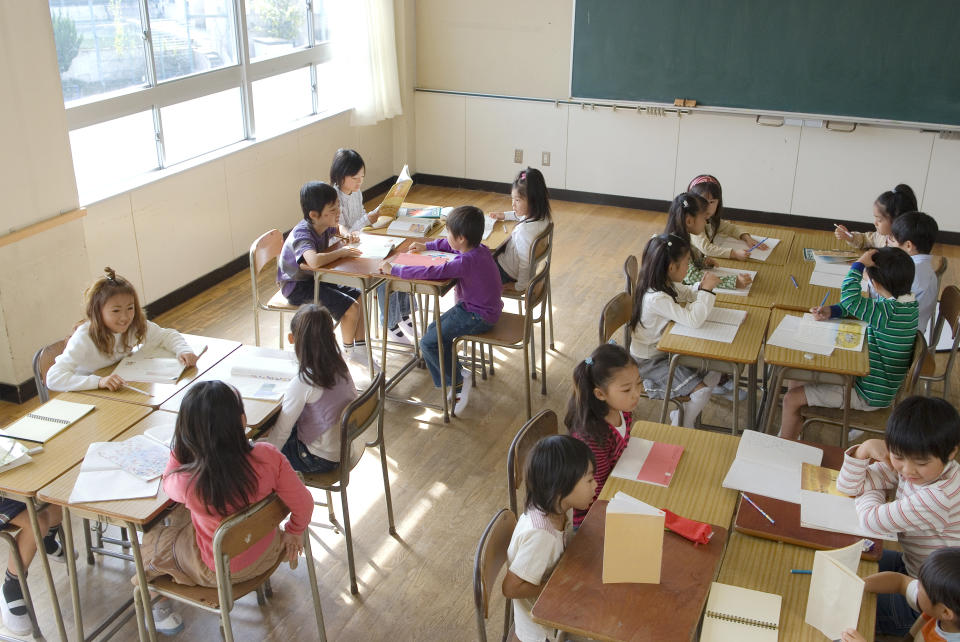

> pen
[741,493,775,524]
[790,275,799,289]
[790,569,812,575]
[502,221,507,233]
[818,292,830,309]
[122,383,152,396]
[833,223,853,239]
[746,237,768,252]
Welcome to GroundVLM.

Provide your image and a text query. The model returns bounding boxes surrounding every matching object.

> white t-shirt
[506,509,569,642]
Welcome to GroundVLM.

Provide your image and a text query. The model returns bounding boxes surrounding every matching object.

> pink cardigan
[162,442,313,572]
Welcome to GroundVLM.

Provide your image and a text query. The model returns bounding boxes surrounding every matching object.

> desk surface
[714,263,781,309]
[76,335,240,409]
[532,500,729,642]
[37,410,175,525]
[764,307,870,377]
[0,393,151,497]
[658,302,770,365]
[598,421,740,528]
[712,225,796,266]
[717,532,877,641]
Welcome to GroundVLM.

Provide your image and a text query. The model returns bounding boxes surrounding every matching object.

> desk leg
[127,521,157,642]
[380,281,392,379]
[359,281,375,379]
[433,291,450,423]
[60,507,84,641]
[841,377,852,449]
[762,366,786,434]
[26,500,67,642]
[732,366,741,435]
[658,355,679,425]
[748,362,758,432]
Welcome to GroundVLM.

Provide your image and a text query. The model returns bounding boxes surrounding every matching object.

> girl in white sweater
[629,235,722,427]
[489,167,552,292]
[47,268,197,392]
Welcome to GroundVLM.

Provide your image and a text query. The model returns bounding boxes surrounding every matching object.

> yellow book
[602,491,664,584]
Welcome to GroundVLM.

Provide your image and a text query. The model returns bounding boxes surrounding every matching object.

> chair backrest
[521,268,551,338]
[249,229,284,306]
[598,291,633,351]
[896,331,929,403]
[33,339,67,403]
[924,285,960,388]
[473,509,517,641]
[336,371,386,486]
[506,410,559,515]
[623,254,639,295]
[522,222,554,286]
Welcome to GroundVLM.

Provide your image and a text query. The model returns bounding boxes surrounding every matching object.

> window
[50,0,337,195]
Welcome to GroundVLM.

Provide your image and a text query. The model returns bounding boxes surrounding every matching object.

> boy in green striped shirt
[780,247,919,440]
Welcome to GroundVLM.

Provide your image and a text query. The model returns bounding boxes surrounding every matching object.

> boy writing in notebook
[837,396,960,638]
[842,547,960,642]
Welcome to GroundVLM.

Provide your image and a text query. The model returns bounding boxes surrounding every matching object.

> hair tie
[519,171,526,181]
[104,267,116,283]
[891,185,898,194]
[584,356,593,366]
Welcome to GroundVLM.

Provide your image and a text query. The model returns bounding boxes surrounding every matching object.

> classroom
[1,0,959,640]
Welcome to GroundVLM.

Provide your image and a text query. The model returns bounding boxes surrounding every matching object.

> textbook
[110,340,208,384]
[602,491,664,584]
[386,216,440,238]
[229,355,298,381]
[713,235,782,262]
[668,307,747,343]
[722,430,823,504]
[609,437,684,487]
[391,251,457,268]
[396,206,441,218]
[799,463,896,541]
[0,437,33,474]
[805,541,866,640]
[69,440,165,503]
[700,582,781,642]
[709,267,757,296]
[374,165,413,221]
[0,399,95,443]
[354,234,403,260]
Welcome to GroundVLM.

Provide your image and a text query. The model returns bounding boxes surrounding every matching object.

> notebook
[669,307,747,343]
[353,234,403,259]
[609,438,684,487]
[722,430,823,504]
[709,267,757,296]
[0,437,33,474]
[799,464,896,541]
[701,582,781,642]
[0,399,95,443]
[391,251,457,267]
[602,491,664,584]
[805,541,866,640]
[712,235,782,262]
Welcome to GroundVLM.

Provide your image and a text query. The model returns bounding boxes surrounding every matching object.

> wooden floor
[1,185,958,641]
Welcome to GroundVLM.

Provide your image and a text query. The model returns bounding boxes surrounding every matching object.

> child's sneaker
[152,599,184,636]
[1,580,32,636]
[345,343,381,372]
[387,325,412,346]
[453,369,473,414]
[398,315,417,339]
[669,409,680,426]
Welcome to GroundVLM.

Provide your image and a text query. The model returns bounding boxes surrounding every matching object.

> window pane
[50,0,147,103]
[313,0,331,43]
[252,67,313,136]
[70,111,158,192]
[152,0,238,83]
[246,0,309,60]
[161,89,243,165]
[314,62,340,113]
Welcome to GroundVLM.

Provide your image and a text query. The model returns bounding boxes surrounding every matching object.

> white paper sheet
[799,490,896,541]
[805,541,865,640]
[229,355,298,381]
[710,267,757,296]
[722,430,823,504]
[809,270,847,288]
[608,491,664,516]
[69,442,162,503]
[610,438,654,481]
[713,235,782,262]
[669,321,740,343]
[767,315,835,356]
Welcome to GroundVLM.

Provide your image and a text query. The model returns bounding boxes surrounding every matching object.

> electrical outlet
[541,151,551,166]
[514,148,523,164]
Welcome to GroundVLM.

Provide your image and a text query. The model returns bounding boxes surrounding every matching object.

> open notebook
[0,399,95,443]
[722,430,823,504]
[669,307,746,343]
[712,235,782,262]
[701,582,781,642]
[110,339,208,384]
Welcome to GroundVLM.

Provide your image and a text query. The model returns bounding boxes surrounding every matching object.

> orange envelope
[602,491,665,584]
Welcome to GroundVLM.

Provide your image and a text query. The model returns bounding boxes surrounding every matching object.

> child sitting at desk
[277,181,369,364]
[502,435,596,642]
[379,206,502,414]
[836,397,960,638]
[843,547,960,642]
[779,247,919,440]
[890,211,940,333]
[488,167,552,293]
[46,267,198,392]
[686,174,768,260]
[835,183,918,249]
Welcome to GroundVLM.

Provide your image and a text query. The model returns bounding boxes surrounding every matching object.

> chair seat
[501,283,523,299]
[799,404,893,430]
[264,290,299,312]
[301,467,343,488]
[149,558,283,610]
[466,312,525,346]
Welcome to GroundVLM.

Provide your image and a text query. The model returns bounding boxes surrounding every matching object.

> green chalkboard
[571,0,960,127]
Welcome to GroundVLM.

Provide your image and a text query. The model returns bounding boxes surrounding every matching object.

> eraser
[673,98,684,107]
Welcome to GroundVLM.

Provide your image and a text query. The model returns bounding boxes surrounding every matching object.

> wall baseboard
[413,173,960,245]
[0,379,37,404]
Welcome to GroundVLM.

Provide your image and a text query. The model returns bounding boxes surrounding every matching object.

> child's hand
[379,260,393,274]
[409,242,427,253]
[705,257,718,268]
[858,249,877,267]
[280,529,303,566]
[742,234,770,250]
[98,374,125,391]
[855,438,889,462]
[835,224,853,240]
[178,352,199,368]
[841,628,867,642]
[731,249,751,261]
[348,231,361,244]
[700,272,721,292]
[736,272,753,288]
[338,246,363,259]
[488,211,506,221]
[809,306,831,321]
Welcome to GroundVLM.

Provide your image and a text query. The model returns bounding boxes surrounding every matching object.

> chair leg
[540,314,547,396]
[221,607,235,642]
[264,578,273,598]
[325,490,340,534]
[255,584,267,605]
[547,279,556,350]
[302,534,328,642]
[479,341,488,380]
[523,346,532,420]
[488,344,495,375]
[133,584,147,642]
[379,443,397,536]
[340,490,358,595]
[530,325,537,381]
[83,518,94,565]
[253,307,261,347]
[278,311,284,349]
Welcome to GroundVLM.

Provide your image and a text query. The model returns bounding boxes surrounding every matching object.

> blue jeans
[876,550,920,637]
[376,284,413,328]
[420,302,493,388]
[280,427,339,474]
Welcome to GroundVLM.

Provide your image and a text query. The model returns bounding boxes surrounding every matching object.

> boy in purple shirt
[380,206,503,413]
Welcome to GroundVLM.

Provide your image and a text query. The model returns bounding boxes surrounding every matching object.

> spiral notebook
[701,582,781,642]
[0,399,95,443]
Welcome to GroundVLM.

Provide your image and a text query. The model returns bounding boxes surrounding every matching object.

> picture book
[96,434,170,482]
[800,314,866,352]
[610,438,684,487]
[805,541,866,640]
[602,492,664,584]
[767,314,835,356]
[110,340,208,384]
[374,165,413,220]
[0,399,95,443]
[722,430,823,504]
[396,206,441,218]
[69,441,163,503]
[353,234,403,260]
[669,307,747,343]
[701,582,781,642]
[799,463,896,541]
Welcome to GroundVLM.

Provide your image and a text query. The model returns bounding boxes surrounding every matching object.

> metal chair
[300,371,396,595]
[473,509,519,642]
[506,410,559,516]
[133,494,327,642]
[32,339,66,403]
[500,222,555,357]
[0,524,42,639]
[920,285,960,397]
[623,254,639,296]
[249,229,299,347]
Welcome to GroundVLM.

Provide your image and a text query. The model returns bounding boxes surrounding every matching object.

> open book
[353,234,403,260]
[722,430,823,504]
[768,314,866,356]
[710,267,757,296]
[701,582,781,642]
[713,235,782,262]
[0,399,95,443]
[669,307,747,343]
[805,541,866,639]
[371,165,413,223]
[110,339,208,384]
[386,216,440,238]
[609,438,683,487]
[69,439,165,503]
[799,463,896,541]
[229,355,298,381]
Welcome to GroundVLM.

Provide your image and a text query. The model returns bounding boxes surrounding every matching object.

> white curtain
[330,0,403,126]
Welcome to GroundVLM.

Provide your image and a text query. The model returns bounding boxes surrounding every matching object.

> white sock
[454,369,472,414]
[703,371,722,388]
[681,387,713,428]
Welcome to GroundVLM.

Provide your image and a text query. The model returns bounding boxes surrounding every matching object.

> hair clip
[584,356,593,365]
[519,171,527,180]
[682,198,689,208]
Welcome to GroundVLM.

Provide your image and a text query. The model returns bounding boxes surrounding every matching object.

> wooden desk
[77,335,240,409]
[711,226,796,266]
[160,345,291,431]
[761,308,870,434]
[718,532,877,641]
[774,258,848,311]
[599,421,740,528]
[39,411,176,642]
[0,393,151,642]
[656,303,770,431]
[532,500,728,642]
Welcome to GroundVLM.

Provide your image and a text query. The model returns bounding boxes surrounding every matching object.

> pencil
[790,569,812,575]
[122,383,152,396]
[502,221,507,233]
[790,275,799,289]
[818,292,830,309]
[746,237,768,252]
[741,493,775,524]
[833,223,853,239]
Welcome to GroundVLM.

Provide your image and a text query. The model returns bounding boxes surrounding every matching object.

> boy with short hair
[779,247,920,439]
[837,396,960,638]
[380,206,503,413]
[891,210,940,332]
[842,547,960,642]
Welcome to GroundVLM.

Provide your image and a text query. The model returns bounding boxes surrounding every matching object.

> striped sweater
[834,262,918,407]
[837,449,960,577]
[571,411,632,528]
